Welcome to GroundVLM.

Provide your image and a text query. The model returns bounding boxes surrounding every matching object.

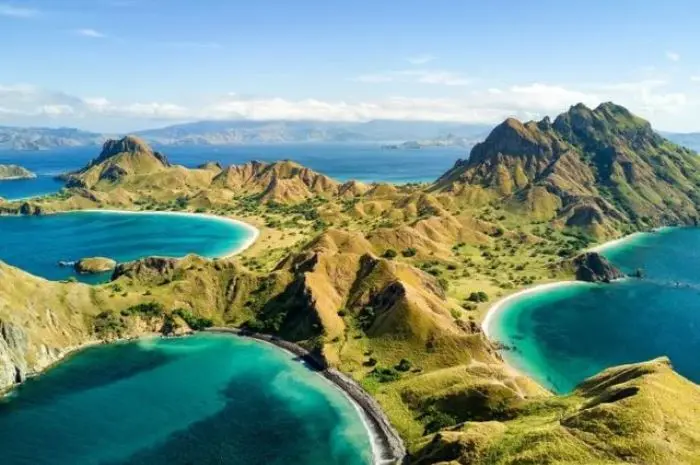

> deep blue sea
[489,227,700,393]
[0,334,372,465]
[0,144,465,200]
[0,211,255,283]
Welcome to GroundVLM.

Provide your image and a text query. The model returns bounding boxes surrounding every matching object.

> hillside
[412,357,700,464]
[433,102,700,237]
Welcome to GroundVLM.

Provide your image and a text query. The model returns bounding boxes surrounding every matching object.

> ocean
[0,334,372,465]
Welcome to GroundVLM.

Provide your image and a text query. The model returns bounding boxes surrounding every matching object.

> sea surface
[0,334,372,465]
[489,227,700,393]
[0,144,466,200]
[0,211,255,283]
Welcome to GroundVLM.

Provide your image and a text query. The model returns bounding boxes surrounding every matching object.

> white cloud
[406,54,435,65]
[0,79,698,131]
[0,3,38,18]
[666,51,681,62]
[691,76,700,82]
[75,29,107,38]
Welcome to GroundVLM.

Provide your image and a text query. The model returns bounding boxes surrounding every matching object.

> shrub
[467,291,489,303]
[172,308,214,330]
[357,306,376,331]
[395,359,412,372]
[383,249,398,259]
[401,247,418,257]
[371,367,400,383]
[123,302,165,317]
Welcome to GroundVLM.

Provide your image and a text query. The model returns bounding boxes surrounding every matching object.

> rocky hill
[433,103,700,237]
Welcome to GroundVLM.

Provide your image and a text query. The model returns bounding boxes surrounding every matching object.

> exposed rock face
[112,256,180,282]
[0,164,36,180]
[572,252,624,283]
[0,320,29,387]
[75,257,117,274]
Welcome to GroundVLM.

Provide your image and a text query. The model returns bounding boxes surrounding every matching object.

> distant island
[0,164,36,180]
[382,132,487,150]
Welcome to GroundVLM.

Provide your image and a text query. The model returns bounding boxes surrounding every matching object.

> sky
[1,0,700,132]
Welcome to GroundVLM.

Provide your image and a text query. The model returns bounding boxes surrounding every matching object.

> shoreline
[62,209,260,259]
[481,228,662,388]
[205,327,407,465]
[2,329,407,465]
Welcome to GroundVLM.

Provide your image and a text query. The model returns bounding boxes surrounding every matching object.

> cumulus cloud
[0,3,38,18]
[0,80,696,131]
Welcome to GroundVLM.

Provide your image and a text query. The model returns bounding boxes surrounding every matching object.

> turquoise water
[490,227,700,393]
[0,211,254,283]
[0,144,465,200]
[0,334,372,465]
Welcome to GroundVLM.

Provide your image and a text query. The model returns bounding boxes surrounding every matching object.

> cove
[0,210,257,283]
[0,334,373,465]
[487,227,700,393]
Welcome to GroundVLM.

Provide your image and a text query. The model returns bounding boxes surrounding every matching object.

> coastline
[65,209,260,259]
[481,228,662,388]
[205,327,407,465]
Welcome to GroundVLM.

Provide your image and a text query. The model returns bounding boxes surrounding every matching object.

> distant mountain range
[0,126,107,151]
[4,119,700,154]
[0,120,492,150]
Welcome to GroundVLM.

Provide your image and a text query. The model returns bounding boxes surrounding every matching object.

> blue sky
[1,0,700,131]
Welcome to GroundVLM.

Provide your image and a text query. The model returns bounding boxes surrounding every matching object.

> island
[1,102,700,465]
[74,257,118,274]
[0,164,36,180]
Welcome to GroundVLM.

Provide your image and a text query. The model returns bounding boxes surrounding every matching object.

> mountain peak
[100,136,152,158]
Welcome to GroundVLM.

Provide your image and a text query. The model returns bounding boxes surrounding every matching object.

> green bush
[172,308,214,330]
[402,247,418,257]
[383,249,398,259]
[123,302,165,317]
[395,358,412,372]
[467,291,489,303]
[357,306,376,331]
[371,367,400,383]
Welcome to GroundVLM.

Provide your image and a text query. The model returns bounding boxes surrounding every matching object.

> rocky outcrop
[75,257,117,274]
[112,256,180,282]
[571,252,624,283]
